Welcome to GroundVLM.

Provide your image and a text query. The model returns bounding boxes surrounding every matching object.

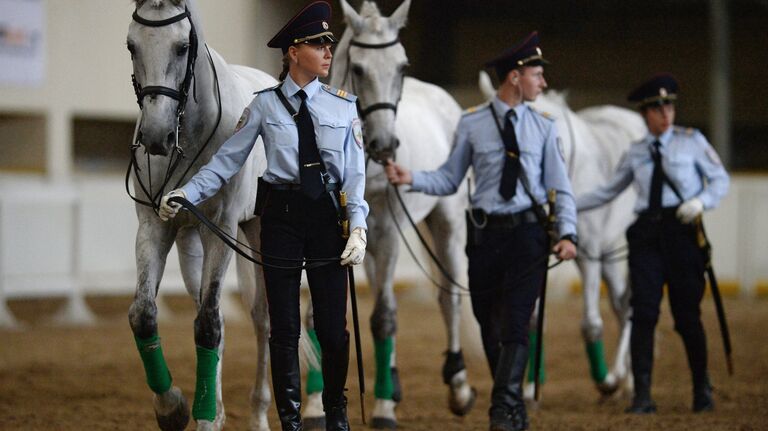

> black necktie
[498,110,521,200]
[648,140,663,212]
[296,90,325,199]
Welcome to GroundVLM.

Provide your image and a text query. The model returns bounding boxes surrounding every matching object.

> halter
[347,38,404,120]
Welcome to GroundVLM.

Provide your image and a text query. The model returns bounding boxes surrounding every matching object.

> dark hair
[279,53,290,81]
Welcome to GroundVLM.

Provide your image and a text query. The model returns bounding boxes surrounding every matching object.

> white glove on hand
[676,197,704,223]
[340,227,367,266]
[159,189,187,222]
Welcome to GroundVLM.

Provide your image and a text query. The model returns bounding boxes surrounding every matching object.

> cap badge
[660,88,668,97]
[322,21,329,30]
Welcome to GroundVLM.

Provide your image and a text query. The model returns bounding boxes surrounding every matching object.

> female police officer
[386,32,577,431]
[577,74,729,414]
[159,2,368,430]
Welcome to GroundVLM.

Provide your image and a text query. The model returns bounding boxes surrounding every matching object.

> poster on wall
[0,0,45,87]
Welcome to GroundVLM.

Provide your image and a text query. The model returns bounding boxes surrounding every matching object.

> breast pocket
[264,116,296,147]
[316,119,347,153]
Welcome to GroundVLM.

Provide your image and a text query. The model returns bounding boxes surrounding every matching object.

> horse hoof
[303,392,325,430]
[596,373,620,397]
[448,384,477,416]
[371,399,397,429]
[154,386,190,431]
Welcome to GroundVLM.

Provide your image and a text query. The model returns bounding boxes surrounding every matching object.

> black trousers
[260,190,349,397]
[627,209,708,390]
[466,221,548,375]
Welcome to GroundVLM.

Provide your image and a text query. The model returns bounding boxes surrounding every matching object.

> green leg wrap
[526,330,546,384]
[305,329,324,394]
[374,337,394,399]
[192,346,219,422]
[134,334,172,394]
[585,339,609,382]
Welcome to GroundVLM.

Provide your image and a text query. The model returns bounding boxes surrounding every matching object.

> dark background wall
[283,0,768,171]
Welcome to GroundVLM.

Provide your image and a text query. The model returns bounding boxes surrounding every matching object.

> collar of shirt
[280,74,322,102]
[492,96,527,124]
[644,125,674,148]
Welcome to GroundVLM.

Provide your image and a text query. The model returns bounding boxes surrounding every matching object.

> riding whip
[340,191,367,423]
[696,216,733,375]
[533,189,558,402]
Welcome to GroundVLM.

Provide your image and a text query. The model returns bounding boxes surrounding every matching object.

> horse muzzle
[137,128,176,156]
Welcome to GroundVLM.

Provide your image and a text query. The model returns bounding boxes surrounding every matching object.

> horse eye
[176,43,189,56]
[351,64,364,77]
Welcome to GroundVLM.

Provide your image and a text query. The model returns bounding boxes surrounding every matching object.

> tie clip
[303,162,321,168]
[506,151,518,159]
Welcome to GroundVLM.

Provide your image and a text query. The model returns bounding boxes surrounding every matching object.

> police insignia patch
[235,108,249,133]
[352,118,363,149]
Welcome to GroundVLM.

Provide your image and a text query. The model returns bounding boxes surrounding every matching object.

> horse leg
[129,220,190,431]
[602,257,633,396]
[368,219,401,429]
[425,203,477,417]
[192,226,235,431]
[238,219,272,431]
[577,254,619,397]
[301,297,326,431]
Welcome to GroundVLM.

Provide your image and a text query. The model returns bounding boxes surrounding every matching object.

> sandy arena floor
[1,289,766,430]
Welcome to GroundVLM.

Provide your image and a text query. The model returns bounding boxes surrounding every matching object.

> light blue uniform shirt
[182,74,369,230]
[411,96,577,238]
[577,126,729,213]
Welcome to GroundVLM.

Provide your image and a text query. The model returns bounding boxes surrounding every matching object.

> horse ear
[388,0,411,30]
[339,0,365,33]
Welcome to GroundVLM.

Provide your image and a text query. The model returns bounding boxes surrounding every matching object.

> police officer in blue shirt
[386,32,577,431]
[577,74,729,414]
[159,2,368,430]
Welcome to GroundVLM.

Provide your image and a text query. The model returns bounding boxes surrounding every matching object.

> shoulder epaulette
[462,102,490,116]
[529,106,556,121]
[321,84,357,102]
[253,84,280,95]
[673,125,697,136]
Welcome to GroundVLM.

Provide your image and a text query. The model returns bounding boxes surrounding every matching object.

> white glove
[676,197,704,223]
[159,189,187,222]
[340,227,367,266]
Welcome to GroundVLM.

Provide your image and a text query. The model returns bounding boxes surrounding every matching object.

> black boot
[692,375,714,412]
[626,323,656,414]
[322,334,350,431]
[270,342,303,431]
[489,344,529,431]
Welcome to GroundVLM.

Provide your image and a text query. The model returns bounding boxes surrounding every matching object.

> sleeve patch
[352,118,364,149]
[234,108,250,133]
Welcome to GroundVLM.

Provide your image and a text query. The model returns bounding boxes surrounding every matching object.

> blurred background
[0,0,766,325]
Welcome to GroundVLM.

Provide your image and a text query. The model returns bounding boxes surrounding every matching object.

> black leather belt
[638,206,679,222]
[269,182,340,192]
[470,208,539,230]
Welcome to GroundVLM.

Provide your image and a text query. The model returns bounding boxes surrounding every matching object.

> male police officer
[386,32,577,431]
[577,74,729,414]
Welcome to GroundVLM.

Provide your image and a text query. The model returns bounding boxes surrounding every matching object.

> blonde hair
[279,52,291,82]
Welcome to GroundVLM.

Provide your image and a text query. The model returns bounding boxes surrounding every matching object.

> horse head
[127,0,200,156]
[337,0,411,163]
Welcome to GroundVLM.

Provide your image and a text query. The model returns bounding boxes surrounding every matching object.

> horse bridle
[347,38,404,121]
[126,6,222,212]
[131,7,199,128]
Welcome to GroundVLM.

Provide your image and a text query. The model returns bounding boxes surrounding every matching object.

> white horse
[302,0,476,428]
[479,72,645,399]
[126,1,276,429]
